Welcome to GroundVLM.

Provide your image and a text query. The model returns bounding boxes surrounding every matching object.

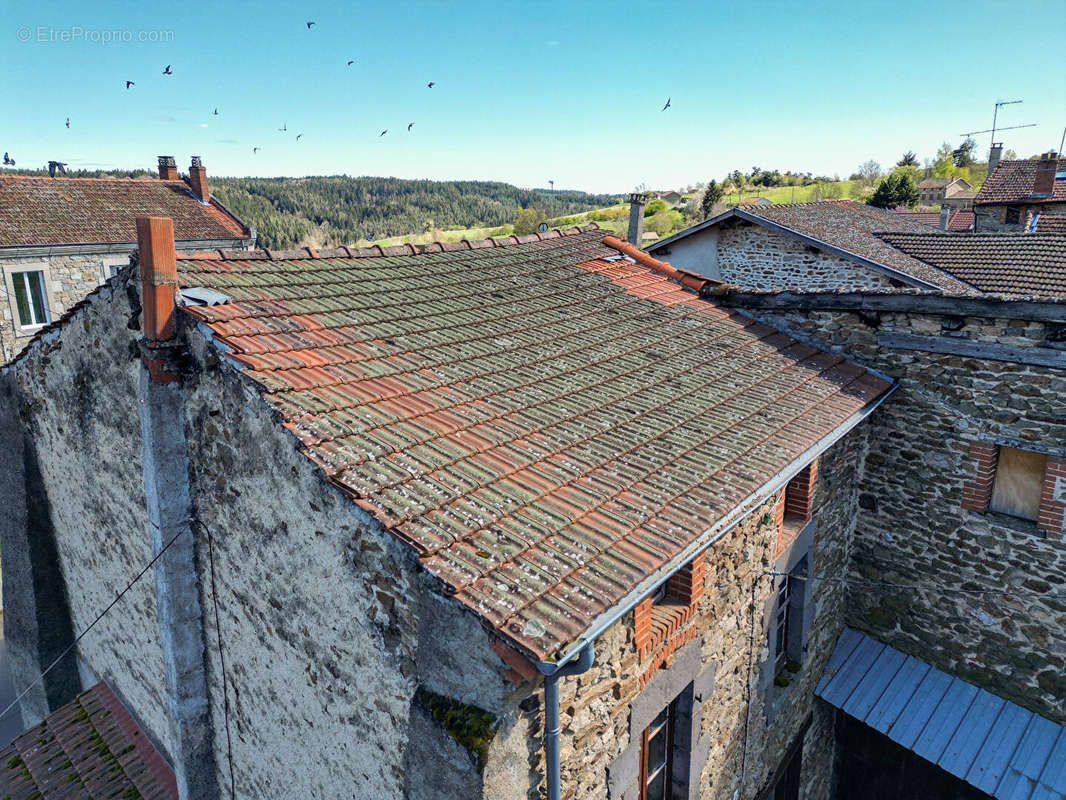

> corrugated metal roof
[816,628,1066,800]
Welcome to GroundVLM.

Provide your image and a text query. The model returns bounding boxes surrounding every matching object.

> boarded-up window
[990,447,1047,521]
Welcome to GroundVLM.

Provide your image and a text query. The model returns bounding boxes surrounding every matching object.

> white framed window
[10,270,51,329]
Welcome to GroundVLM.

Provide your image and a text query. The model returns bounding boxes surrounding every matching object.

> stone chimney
[1033,152,1058,197]
[939,206,951,230]
[157,155,178,180]
[188,156,209,204]
[627,193,647,247]
[988,142,1003,173]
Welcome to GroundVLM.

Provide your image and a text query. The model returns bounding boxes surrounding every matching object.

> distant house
[0,155,254,361]
[974,151,1066,231]
[891,209,975,231]
[654,190,683,206]
[641,230,659,242]
[740,196,772,206]
[645,199,971,292]
[917,176,972,206]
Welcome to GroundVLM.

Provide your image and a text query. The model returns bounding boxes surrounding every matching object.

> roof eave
[544,379,898,668]
[0,238,254,258]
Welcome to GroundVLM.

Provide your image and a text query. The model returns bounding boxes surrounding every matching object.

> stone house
[891,208,975,231]
[645,199,973,292]
[974,152,1066,232]
[1,220,902,800]
[917,176,972,207]
[655,191,683,206]
[0,156,254,361]
[718,288,1066,799]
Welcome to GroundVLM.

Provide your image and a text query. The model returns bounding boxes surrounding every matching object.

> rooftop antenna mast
[990,99,1022,150]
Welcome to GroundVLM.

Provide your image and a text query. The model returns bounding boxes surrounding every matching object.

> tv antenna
[549,179,554,221]
[960,100,1037,150]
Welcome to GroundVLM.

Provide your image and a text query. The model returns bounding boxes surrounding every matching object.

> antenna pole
[991,99,1023,150]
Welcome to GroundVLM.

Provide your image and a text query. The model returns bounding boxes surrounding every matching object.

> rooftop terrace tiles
[175,226,891,661]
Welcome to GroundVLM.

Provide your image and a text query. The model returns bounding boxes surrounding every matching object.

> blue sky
[2,0,1064,193]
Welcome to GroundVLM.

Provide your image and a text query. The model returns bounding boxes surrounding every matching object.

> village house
[654,191,683,206]
[0,156,254,361]
[917,176,973,207]
[1,212,1064,800]
[643,199,973,292]
[974,149,1066,232]
[892,208,975,232]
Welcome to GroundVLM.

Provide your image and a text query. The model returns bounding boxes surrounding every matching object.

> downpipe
[536,642,596,800]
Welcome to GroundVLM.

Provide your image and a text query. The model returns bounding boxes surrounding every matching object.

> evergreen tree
[869,173,919,208]
[700,180,723,218]
[896,151,919,167]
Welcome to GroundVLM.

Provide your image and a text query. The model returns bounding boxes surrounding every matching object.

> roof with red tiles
[0,681,177,800]
[173,224,892,661]
[876,233,1066,298]
[975,158,1066,205]
[1035,214,1066,234]
[891,209,975,231]
[649,200,974,293]
[0,175,251,247]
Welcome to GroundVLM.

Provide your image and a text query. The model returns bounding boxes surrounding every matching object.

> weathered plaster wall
[497,430,869,800]
[0,272,173,754]
[0,254,128,362]
[732,301,1066,722]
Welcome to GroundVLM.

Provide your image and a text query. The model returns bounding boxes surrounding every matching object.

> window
[12,270,49,328]
[1005,206,1021,224]
[990,446,1047,522]
[640,698,677,800]
[772,555,808,678]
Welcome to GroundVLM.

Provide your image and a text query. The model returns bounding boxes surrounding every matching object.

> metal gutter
[0,238,251,259]
[544,380,899,671]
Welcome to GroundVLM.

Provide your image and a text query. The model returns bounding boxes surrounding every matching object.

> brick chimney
[627,193,647,247]
[136,217,178,344]
[988,142,1003,173]
[939,206,951,230]
[157,155,178,181]
[1033,152,1058,197]
[188,156,209,204]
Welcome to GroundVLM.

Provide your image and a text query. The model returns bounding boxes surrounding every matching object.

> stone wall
[0,253,129,362]
[658,222,900,291]
[723,295,1066,723]
[495,428,870,800]
[974,201,1066,232]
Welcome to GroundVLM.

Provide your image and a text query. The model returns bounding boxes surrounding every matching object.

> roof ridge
[0,173,173,183]
[177,222,603,261]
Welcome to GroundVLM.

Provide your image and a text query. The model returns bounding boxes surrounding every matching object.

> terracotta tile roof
[876,232,1066,298]
[975,158,1066,205]
[0,681,177,800]
[0,175,250,247]
[175,225,892,660]
[732,200,974,292]
[1035,214,1066,234]
[891,210,975,231]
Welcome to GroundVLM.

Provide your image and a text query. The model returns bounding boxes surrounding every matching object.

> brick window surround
[962,441,1065,536]
[775,460,818,559]
[634,554,706,682]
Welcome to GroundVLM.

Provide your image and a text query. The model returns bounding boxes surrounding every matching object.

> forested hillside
[210,177,619,249]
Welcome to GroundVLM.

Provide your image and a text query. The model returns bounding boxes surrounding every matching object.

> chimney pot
[988,142,1003,173]
[157,155,178,181]
[1033,151,1057,197]
[188,156,209,204]
[627,192,648,247]
[939,206,951,230]
[136,217,178,342]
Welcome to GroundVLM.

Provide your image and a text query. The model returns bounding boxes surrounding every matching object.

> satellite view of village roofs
[0,1,1064,798]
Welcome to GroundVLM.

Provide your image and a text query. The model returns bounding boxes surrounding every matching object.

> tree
[896,151,919,167]
[869,173,919,208]
[700,180,723,219]
[513,206,545,236]
[644,198,668,216]
[857,159,883,186]
[952,138,977,167]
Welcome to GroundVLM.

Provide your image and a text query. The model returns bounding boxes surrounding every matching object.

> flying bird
[296,133,303,141]
[427,81,435,88]
[306,21,315,28]
[65,117,70,129]
[125,80,135,89]
[3,153,14,166]
[347,60,355,66]
[162,64,172,75]
[213,108,219,115]
[47,160,68,177]
[661,97,671,111]
[253,147,260,154]
[380,130,387,136]
[408,123,414,131]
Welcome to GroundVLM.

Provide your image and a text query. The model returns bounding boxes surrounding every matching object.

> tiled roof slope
[0,681,177,799]
[0,175,249,247]
[891,210,975,231]
[877,233,1066,298]
[1035,214,1066,234]
[735,200,974,292]
[176,226,892,660]
[975,159,1066,205]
